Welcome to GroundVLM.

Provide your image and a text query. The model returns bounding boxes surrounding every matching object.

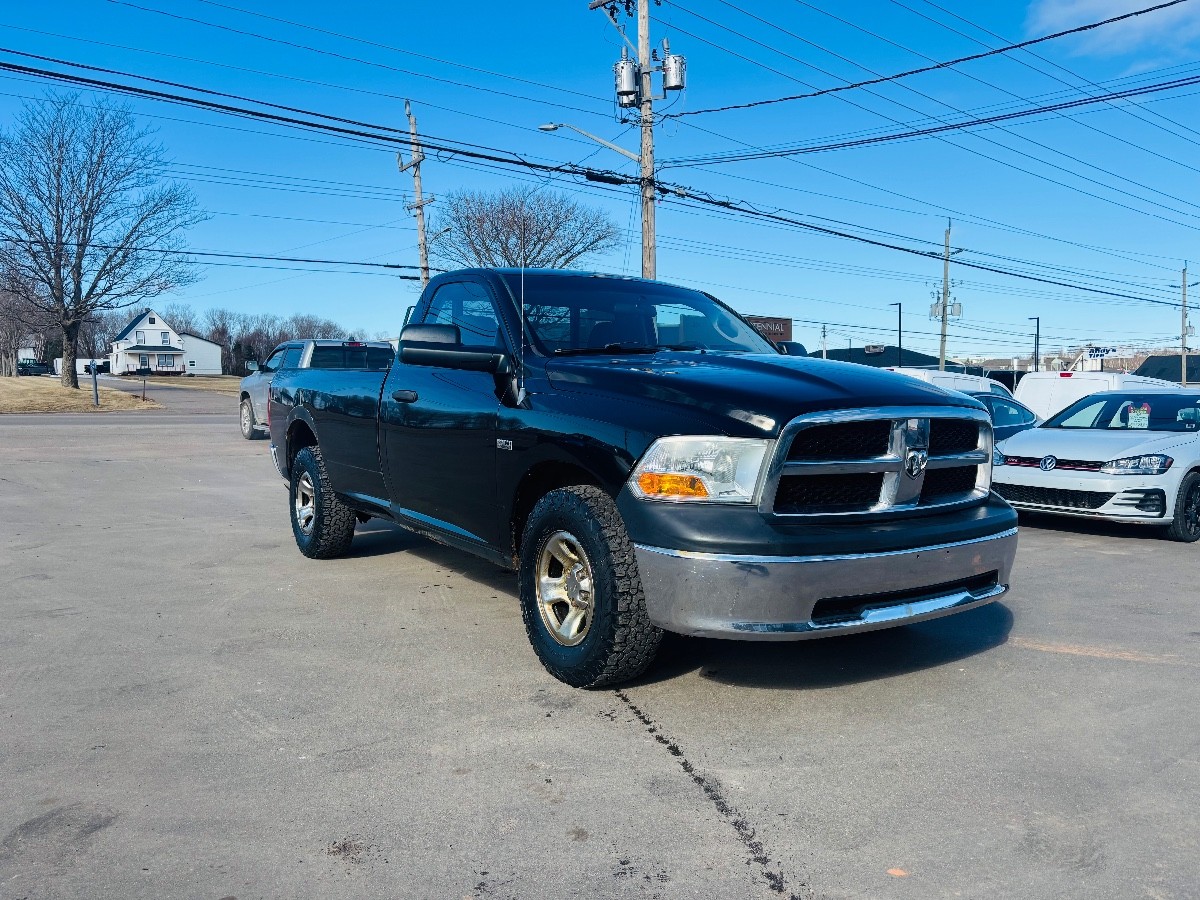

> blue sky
[2,0,1199,362]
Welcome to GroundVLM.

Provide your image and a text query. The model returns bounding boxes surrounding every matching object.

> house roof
[120,345,181,353]
[179,331,221,346]
[1135,354,1199,383]
[112,309,161,343]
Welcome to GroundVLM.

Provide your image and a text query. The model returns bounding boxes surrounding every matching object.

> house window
[149,316,156,324]
[189,360,196,367]
[139,354,149,367]
[157,354,174,368]
[161,331,169,345]
[135,330,146,344]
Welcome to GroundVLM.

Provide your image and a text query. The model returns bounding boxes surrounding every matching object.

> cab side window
[990,399,1033,428]
[259,349,284,374]
[280,346,304,370]
[423,282,503,349]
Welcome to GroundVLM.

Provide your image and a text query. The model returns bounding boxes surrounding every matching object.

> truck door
[379,280,505,548]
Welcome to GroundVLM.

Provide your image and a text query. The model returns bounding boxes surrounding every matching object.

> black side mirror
[775,341,809,357]
[399,323,508,373]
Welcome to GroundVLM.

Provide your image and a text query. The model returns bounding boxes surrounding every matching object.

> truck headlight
[1099,454,1173,475]
[630,436,772,504]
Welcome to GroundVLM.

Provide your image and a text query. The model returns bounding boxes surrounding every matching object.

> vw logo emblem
[905,448,929,478]
[1040,455,1057,471]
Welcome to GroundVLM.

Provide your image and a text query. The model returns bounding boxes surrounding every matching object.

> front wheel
[1165,471,1200,542]
[519,486,662,688]
[239,399,258,440]
[289,446,356,558]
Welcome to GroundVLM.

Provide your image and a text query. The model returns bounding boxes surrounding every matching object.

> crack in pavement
[613,689,811,900]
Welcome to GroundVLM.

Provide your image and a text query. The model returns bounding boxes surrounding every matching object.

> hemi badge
[496,439,513,451]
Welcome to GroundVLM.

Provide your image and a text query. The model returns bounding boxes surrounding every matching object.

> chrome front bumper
[633,528,1017,640]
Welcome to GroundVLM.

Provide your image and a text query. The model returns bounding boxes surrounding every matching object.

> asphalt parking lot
[2,389,1198,900]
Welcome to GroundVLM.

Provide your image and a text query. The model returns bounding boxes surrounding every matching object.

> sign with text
[745,315,792,343]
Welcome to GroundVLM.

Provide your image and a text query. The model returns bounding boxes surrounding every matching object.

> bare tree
[0,93,203,388]
[162,301,201,337]
[429,186,619,269]
[0,289,38,377]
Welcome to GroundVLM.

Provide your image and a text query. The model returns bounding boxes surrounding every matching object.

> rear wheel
[239,398,257,440]
[290,446,356,558]
[518,486,662,688]
[1165,472,1200,542]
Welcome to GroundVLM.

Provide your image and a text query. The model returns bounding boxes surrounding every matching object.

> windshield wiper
[554,343,662,356]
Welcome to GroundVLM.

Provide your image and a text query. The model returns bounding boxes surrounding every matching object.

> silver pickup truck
[238,340,394,439]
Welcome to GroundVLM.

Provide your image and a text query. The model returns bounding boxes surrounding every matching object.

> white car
[994,390,1200,541]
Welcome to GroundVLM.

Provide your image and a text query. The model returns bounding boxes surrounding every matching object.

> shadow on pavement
[347,518,518,592]
[1017,511,1167,541]
[633,601,1014,690]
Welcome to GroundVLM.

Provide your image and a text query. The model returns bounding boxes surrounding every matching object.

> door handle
[391,389,418,403]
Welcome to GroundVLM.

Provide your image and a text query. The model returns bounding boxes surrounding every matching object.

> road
[1,389,1197,899]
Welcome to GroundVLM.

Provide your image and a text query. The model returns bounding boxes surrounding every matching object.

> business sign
[744,315,792,343]
[864,344,886,355]
[1086,347,1118,359]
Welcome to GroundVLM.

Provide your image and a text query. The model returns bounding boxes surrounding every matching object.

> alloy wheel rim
[294,472,316,535]
[1186,483,1200,535]
[535,531,594,647]
[241,404,251,433]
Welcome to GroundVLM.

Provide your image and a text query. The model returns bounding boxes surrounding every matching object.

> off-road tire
[519,486,662,688]
[290,446,356,559]
[1165,471,1200,542]
[239,398,258,440]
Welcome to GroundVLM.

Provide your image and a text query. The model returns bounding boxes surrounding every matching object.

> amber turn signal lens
[636,472,709,498]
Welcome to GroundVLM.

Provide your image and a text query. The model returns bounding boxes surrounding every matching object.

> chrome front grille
[764,407,992,517]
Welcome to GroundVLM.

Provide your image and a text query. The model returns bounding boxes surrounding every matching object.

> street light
[538,123,640,162]
[1029,316,1040,372]
[540,121,654,279]
[889,302,902,367]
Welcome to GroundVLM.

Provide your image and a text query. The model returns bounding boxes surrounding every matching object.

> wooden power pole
[398,100,432,288]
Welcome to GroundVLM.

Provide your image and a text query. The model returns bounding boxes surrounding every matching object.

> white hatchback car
[993,390,1200,541]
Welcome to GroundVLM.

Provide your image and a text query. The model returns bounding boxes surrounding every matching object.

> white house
[109,309,187,375]
[179,332,223,375]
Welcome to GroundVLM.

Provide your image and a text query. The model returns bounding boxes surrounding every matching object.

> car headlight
[993,447,1006,466]
[1099,454,1173,475]
[630,436,773,503]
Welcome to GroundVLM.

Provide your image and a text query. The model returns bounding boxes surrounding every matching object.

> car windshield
[497,273,775,355]
[1043,393,1200,432]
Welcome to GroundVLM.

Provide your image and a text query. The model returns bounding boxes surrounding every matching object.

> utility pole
[1029,316,1041,372]
[821,325,827,360]
[589,0,686,279]
[939,222,951,371]
[890,302,902,366]
[637,0,655,279]
[398,100,431,288]
[1183,264,1189,386]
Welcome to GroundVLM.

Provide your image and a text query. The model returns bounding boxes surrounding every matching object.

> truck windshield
[498,274,775,355]
[1043,393,1200,432]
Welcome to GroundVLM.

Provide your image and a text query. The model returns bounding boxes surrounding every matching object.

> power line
[665,71,1200,164]
[104,0,610,120]
[1,47,1184,311]
[656,7,1200,229]
[665,0,1192,117]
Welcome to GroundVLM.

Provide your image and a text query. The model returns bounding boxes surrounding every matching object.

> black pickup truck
[268,269,1017,687]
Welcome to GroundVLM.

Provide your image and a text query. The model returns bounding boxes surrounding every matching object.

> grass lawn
[0,376,161,413]
[117,374,243,395]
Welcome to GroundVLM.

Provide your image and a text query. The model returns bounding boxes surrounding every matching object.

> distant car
[239,340,394,440]
[994,390,1200,541]
[886,367,1014,398]
[16,360,51,376]
[84,360,110,375]
[965,392,1041,442]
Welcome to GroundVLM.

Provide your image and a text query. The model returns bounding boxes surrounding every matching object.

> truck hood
[545,352,979,437]
[998,426,1194,461]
